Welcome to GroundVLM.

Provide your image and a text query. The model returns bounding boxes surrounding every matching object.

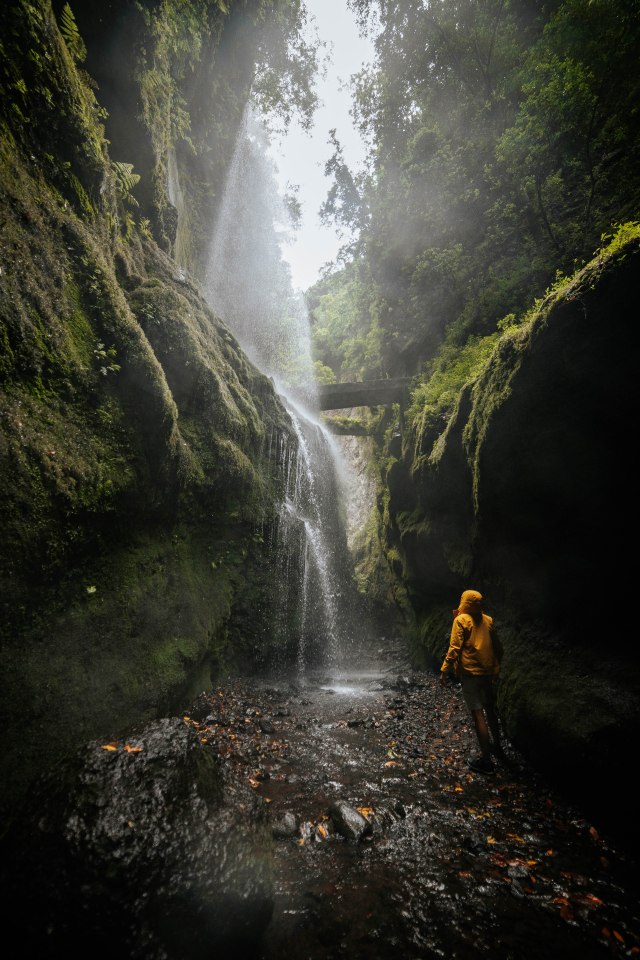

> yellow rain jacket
[441,589,500,677]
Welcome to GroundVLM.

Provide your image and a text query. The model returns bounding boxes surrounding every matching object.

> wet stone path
[184,641,640,959]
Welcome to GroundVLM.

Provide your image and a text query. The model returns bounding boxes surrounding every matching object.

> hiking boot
[469,755,495,775]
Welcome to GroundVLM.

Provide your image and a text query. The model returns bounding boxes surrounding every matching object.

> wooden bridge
[317,378,412,411]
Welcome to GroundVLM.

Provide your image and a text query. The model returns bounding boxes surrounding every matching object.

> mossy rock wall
[61,0,275,279]
[379,233,640,837]
[0,1,297,820]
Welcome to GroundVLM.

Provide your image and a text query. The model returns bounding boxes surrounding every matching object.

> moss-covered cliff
[57,0,317,280]
[373,226,640,837]
[0,1,298,820]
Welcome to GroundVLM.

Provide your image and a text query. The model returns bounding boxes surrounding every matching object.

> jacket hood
[458,589,484,622]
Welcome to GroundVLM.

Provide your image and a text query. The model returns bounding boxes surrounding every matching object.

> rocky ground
[184,639,640,960]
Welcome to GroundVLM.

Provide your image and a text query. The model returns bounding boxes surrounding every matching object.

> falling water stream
[204,103,358,673]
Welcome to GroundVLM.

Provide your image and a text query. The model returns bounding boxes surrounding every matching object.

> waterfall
[203,103,356,670]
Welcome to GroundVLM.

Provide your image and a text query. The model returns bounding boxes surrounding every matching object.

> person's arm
[440,616,466,677]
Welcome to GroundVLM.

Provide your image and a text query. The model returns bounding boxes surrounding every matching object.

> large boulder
[0,717,274,959]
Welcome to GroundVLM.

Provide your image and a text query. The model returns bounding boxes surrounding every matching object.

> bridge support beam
[318,378,411,411]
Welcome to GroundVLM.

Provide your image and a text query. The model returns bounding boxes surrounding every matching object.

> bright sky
[268,0,375,293]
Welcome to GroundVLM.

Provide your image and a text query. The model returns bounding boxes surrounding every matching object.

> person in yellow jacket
[440,589,504,774]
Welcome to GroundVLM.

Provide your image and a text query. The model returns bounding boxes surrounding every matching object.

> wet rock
[385,676,411,693]
[299,820,315,842]
[272,812,298,838]
[510,879,526,898]
[259,718,276,734]
[0,717,273,959]
[347,718,366,728]
[186,691,213,723]
[329,800,373,842]
[462,834,483,855]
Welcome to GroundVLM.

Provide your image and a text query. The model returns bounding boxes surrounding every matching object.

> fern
[112,161,140,207]
[59,4,86,63]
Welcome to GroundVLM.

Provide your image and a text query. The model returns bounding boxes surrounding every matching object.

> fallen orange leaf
[384,760,400,767]
[487,836,497,845]
[123,744,143,753]
[576,893,603,908]
[613,931,625,944]
[101,743,118,752]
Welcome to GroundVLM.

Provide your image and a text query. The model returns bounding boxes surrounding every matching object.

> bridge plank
[317,378,411,411]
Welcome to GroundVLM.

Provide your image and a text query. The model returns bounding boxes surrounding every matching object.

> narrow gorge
[1,1,639,957]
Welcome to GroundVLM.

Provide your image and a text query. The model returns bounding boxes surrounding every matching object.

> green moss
[321,415,369,436]
[0,1,298,822]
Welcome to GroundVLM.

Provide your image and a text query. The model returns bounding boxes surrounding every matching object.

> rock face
[0,2,298,818]
[378,230,640,836]
[0,717,274,958]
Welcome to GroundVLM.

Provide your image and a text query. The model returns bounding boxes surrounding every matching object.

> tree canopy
[310,0,640,405]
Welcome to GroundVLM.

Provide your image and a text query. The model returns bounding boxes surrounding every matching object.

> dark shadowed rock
[272,812,298,838]
[259,718,276,734]
[329,800,372,841]
[0,717,273,959]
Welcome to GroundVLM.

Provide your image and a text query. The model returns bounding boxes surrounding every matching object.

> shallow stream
[187,639,640,960]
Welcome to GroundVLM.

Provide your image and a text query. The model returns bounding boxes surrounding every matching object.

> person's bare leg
[471,708,491,760]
